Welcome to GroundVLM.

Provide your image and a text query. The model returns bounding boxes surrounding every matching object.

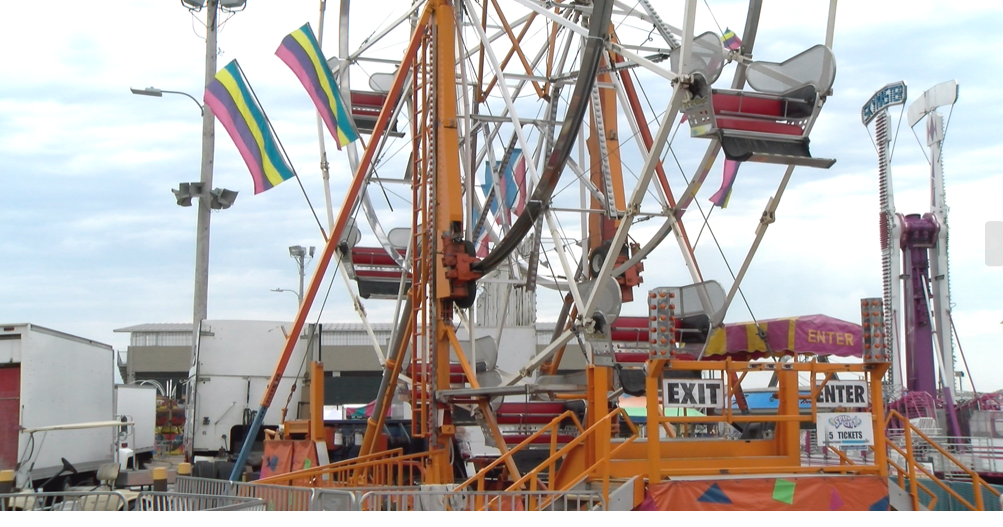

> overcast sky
[1,1,1001,391]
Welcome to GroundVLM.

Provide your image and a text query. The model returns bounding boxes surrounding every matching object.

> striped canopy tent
[701,314,863,361]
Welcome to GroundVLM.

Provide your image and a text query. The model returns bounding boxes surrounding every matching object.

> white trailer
[0,323,116,487]
[184,320,311,459]
[114,384,156,465]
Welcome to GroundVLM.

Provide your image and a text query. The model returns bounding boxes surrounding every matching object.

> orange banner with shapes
[290,439,319,486]
[260,440,293,479]
[639,475,889,511]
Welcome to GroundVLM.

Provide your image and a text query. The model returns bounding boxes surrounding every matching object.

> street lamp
[270,288,302,305]
[130,87,204,115]
[288,245,316,306]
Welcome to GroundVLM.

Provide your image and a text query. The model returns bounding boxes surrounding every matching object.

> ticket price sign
[662,379,726,409]
[816,412,874,447]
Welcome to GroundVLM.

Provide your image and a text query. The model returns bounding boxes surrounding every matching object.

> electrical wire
[666,135,761,328]
[702,0,725,35]
[888,101,907,162]
[948,313,978,395]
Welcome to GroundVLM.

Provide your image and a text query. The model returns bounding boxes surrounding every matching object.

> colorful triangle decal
[869,495,890,511]
[697,483,733,504]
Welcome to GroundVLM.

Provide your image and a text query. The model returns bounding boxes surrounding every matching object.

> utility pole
[192,0,218,354]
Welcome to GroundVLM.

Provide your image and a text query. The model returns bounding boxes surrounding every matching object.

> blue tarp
[736,391,813,410]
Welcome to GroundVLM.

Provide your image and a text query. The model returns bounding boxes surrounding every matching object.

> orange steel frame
[353,0,522,484]
[536,359,892,485]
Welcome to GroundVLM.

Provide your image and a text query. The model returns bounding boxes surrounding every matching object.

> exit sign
[662,379,726,409]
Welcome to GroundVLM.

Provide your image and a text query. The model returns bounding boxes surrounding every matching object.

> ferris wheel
[230,0,843,479]
[326,0,838,370]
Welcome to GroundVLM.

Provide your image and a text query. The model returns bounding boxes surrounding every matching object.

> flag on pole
[721,28,742,51]
[709,159,740,208]
[276,22,359,149]
[481,149,524,215]
[473,149,526,257]
[204,59,295,195]
[512,152,527,216]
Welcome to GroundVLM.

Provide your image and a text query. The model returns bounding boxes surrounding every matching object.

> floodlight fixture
[173,183,193,207]
[209,188,238,210]
[172,182,204,207]
[220,0,247,11]
[289,245,306,258]
[173,182,221,208]
[181,1,246,14]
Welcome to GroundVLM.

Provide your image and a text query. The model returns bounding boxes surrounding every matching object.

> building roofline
[1,323,114,350]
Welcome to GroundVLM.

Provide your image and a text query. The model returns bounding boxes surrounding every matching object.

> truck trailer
[0,323,116,488]
[113,384,156,468]
[184,320,311,466]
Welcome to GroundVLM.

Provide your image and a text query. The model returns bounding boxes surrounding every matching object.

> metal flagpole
[318,0,337,230]
[231,59,328,240]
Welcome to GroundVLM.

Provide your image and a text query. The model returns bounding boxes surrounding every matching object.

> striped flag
[513,152,527,216]
[276,23,359,149]
[474,149,527,257]
[204,59,295,195]
[721,28,742,51]
[709,159,740,208]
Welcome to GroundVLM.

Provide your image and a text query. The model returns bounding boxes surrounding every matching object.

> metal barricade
[171,476,354,511]
[230,481,315,511]
[312,488,358,511]
[885,432,1003,476]
[358,488,606,511]
[134,491,265,511]
[0,491,128,511]
[174,475,233,496]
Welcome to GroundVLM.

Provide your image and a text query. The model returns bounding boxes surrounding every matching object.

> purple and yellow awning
[702,314,862,361]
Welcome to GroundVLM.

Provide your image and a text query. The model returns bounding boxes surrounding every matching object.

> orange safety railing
[255,448,430,489]
[884,409,1001,511]
[454,410,584,494]
[451,407,639,511]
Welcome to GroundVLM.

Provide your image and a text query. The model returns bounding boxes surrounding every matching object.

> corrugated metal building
[115,321,586,406]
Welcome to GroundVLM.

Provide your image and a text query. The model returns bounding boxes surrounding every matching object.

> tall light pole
[288,245,316,306]
[192,0,219,353]
[132,0,242,395]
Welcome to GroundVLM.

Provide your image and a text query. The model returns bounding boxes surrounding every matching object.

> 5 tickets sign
[816,412,875,447]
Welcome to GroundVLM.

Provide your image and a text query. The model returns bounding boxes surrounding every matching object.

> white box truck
[184,320,311,465]
[0,323,116,488]
[114,384,156,467]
